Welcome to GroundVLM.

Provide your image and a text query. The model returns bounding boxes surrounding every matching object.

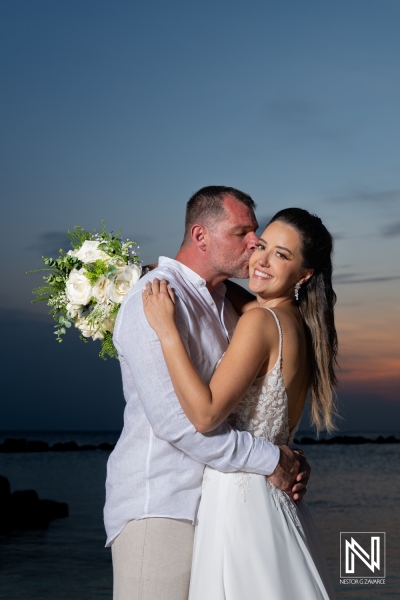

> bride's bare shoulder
[224,306,279,361]
[240,306,304,342]
[234,306,281,340]
[239,305,277,322]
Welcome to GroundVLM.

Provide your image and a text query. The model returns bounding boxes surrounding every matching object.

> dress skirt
[189,467,335,600]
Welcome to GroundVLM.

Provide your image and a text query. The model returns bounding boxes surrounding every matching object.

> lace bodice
[227,308,299,446]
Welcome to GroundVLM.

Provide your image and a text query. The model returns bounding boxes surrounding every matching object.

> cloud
[266,100,319,126]
[25,231,155,259]
[334,273,400,284]
[381,222,400,237]
[287,129,352,143]
[332,390,400,432]
[255,218,345,241]
[265,99,353,143]
[0,309,124,431]
[26,232,71,258]
[128,233,155,245]
[255,214,274,230]
[331,232,346,241]
[328,189,400,204]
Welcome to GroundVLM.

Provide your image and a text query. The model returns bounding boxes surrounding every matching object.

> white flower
[92,275,109,303]
[103,312,117,333]
[106,264,142,304]
[73,240,109,264]
[75,317,105,341]
[92,330,105,341]
[65,269,93,306]
[66,302,81,318]
[114,258,125,268]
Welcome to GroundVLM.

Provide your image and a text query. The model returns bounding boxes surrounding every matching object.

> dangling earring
[294,283,301,301]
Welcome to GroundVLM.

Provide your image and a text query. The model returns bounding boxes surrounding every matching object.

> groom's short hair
[183,186,256,245]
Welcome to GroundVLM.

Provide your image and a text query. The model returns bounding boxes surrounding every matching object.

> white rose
[66,302,81,318]
[65,269,93,306]
[75,317,105,341]
[103,312,117,333]
[73,240,109,264]
[92,275,109,303]
[106,264,142,304]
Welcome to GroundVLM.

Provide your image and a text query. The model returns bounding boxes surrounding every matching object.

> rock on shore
[0,475,69,532]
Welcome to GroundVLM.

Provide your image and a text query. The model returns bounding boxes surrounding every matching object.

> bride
[143,207,337,599]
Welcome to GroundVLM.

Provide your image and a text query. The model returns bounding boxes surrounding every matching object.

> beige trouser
[111,518,195,600]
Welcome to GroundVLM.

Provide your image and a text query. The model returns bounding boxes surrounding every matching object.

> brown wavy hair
[268,208,338,433]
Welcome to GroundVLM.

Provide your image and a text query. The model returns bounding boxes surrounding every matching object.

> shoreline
[294,434,400,445]
[0,434,399,453]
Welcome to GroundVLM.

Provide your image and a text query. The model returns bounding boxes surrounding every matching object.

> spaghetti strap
[261,307,283,366]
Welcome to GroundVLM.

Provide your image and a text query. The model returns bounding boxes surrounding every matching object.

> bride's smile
[253,269,273,280]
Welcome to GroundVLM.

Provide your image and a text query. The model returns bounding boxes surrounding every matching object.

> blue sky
[1,0,399,432]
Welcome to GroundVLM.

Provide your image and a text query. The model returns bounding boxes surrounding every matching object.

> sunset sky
[1,0,399,433]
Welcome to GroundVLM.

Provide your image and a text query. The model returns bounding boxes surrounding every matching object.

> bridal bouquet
[29,224,142,359]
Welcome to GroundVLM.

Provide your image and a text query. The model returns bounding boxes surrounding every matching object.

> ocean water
[0,431,399,599]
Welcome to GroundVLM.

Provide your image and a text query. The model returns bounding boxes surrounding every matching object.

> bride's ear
[298,269,314,285]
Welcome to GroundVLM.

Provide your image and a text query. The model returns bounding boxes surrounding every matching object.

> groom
[104,186,309,600]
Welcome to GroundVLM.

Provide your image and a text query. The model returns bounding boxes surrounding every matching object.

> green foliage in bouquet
[28,223,142,359]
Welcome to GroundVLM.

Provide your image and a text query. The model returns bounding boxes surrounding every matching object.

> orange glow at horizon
[335,301,400,402]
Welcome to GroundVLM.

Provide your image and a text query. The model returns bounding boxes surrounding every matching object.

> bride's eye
[255,243,265,250]
[276,252,288,259]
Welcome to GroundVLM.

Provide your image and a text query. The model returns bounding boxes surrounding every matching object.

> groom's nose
[246,231,259,250]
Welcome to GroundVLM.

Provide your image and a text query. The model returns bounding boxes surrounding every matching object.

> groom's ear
[191,223,208,251]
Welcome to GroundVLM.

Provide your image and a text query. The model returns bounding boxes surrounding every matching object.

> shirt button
[208,300,214,306]
[198,279,205,285]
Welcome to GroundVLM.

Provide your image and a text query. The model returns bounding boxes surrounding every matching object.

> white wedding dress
[189,308,335,599]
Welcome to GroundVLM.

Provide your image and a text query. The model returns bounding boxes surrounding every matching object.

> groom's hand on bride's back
[267,446,308,501]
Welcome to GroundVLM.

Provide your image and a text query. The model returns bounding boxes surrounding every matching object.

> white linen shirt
[104,257,280,546]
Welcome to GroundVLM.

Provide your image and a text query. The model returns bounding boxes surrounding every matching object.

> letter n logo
[340,532,386,578]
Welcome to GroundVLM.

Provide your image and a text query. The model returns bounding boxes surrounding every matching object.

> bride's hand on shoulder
[142,278,176,339]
